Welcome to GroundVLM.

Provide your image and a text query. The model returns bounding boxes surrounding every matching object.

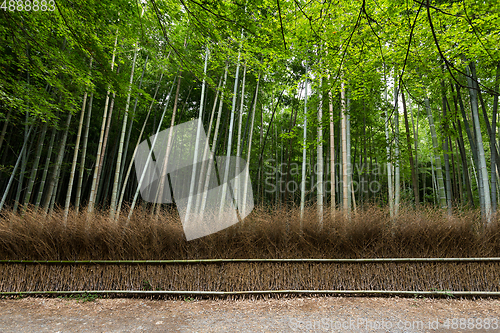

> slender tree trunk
[127,73,177,221]
[455,120,474,207]
[494,62,500,209]
[328,78,335,213]
[118,55,149,204]
[0,108,12,153]
[450,138,461,204]
[219,40,243,218]
[317,76,324,228]
[195,75,222,215]
[462,84,484,210]
[258,97,263,202]
[441,81,453,215]
[13,119,33,212]
[154,70,182,217]
[466,62,491,224]
[64,90,88,220]
[341,78,349,215]
[48,169,61,214]
[185,46,209,222]
[384,90,393,217]
[233,62,246,215]
[423,93,447,208]
[88,30,118,213]
[43,113,72,214]
[346,88,353,211]
[454,83,480,207]
[472,63,500,212]
[35,124,56,210]
[492,63,500,210]
[116,72,164,220]
[410,103,419,203]
[242,72,260,216]
[450,138,459,203]
[200,64,229,215]
[23,122,48,208]
[394,78,400,215]
[109,43,139,219]
[402,92,419,206]
[449,83,474,207]
[430,155,437,204]
[102,137,118,206]
[75,92,93,213]
[362,110,367,206]
[476,87,499,211]
[96,85,117,202]
[300,68,308,223]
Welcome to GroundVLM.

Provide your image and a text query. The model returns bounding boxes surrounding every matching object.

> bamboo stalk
[88,30,119,214]
[1,290,499,297]
[0,126,34,212]
[109,43,139,219]
[300,68,308,223]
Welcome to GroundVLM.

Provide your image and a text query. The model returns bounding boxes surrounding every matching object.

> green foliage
[0,0,498,209]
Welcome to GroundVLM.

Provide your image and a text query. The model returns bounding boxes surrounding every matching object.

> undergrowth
[0,204,498,260]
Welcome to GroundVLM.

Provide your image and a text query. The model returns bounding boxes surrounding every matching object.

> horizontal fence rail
[2,257,500,264]
[1,290,500,297]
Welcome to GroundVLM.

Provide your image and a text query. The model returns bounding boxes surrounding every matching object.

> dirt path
[0,296,499,332]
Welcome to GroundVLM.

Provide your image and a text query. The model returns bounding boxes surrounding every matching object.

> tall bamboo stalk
[441,80,453,215]
[384,78,394,218]
[13,109,32,213]
[0,126,33,212]
[127,74,177,222]
[219,36,243,218]
[0,108,11,153]
[234,62,247,213]
[242,72,260,216]
[466,63,491,224]
[317,75,323,228]
[23,122,47,209]
[43,113,72,214]
[200,64,228,216]
[88,30,118,214]
[64,87,89,220]
[341,78,349,215]
[346,88,353,211]
[328,77,335,213]
[155,71,182,218]
[115,73,164,220]
[95,86,117,203]
[494,62,500,208]
[109,43,139,219]
[75,92,94,213]
[118,55,149,203]
[393,78,400,216]
[185,46,209,223]
[195,75,222,215]
[34,124,56,210]
[300,68,308,223]
[402,92,419,206]
[423,92,447,209]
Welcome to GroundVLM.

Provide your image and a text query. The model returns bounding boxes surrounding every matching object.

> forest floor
[0,296,499,332]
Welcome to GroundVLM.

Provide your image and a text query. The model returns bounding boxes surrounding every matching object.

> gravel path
[1,296,499,332]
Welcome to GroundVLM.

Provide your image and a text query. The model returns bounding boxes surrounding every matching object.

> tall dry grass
[0,204,499,260]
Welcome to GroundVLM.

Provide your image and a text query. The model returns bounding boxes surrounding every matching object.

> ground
[1,296,499,332]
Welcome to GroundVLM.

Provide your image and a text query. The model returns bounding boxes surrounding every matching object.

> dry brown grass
[0,204,499,260]
[1,205,500,294]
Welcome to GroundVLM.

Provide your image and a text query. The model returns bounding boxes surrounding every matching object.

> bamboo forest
[1,0,500,266]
